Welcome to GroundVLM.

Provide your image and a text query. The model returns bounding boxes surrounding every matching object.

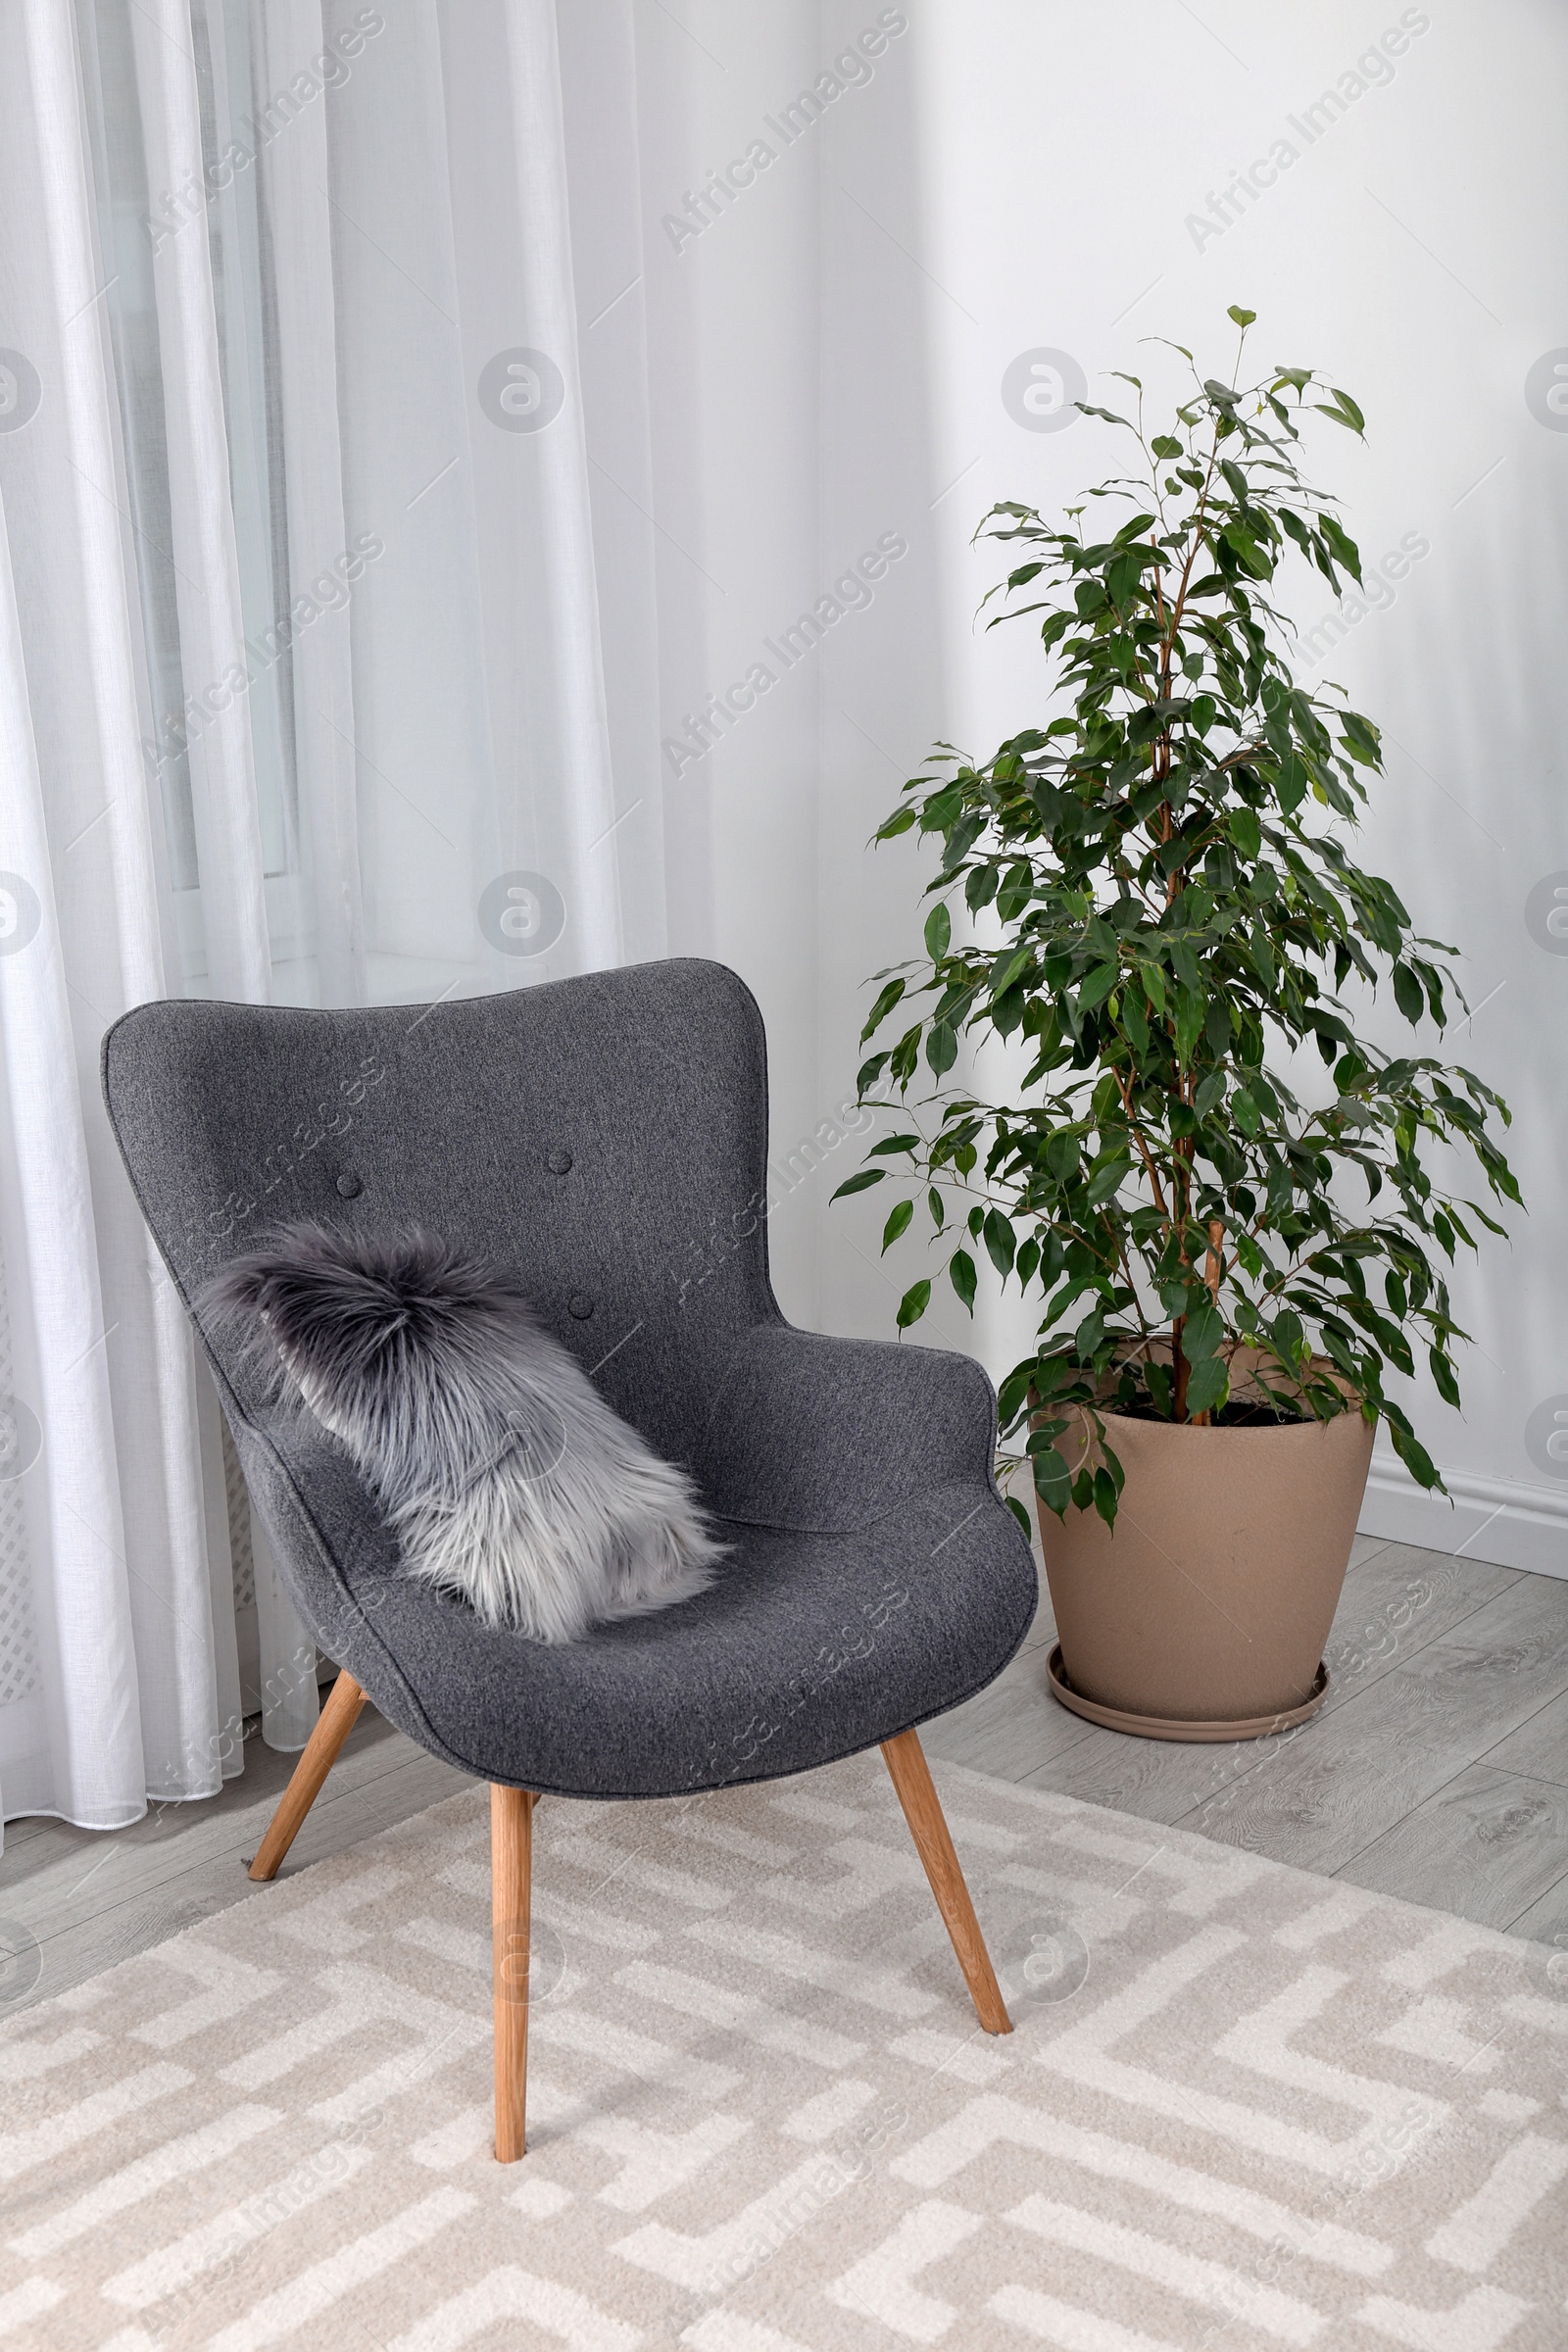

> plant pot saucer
[1045,1644,1330,1742]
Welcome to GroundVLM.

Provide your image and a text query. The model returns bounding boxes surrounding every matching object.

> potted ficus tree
[838,309,1520,1740]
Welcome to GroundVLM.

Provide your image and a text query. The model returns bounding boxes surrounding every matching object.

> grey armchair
[102,957,1037,2159]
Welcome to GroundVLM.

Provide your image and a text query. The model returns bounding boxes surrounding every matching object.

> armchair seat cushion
[234,1412,1035,1800]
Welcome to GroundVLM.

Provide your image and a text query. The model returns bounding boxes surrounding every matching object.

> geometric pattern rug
[2,1752,1565,2351]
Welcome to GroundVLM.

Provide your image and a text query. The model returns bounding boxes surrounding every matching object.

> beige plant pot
[1034,1374,1375,1740]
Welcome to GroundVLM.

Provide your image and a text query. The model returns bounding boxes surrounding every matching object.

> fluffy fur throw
[201,1224,723,1643]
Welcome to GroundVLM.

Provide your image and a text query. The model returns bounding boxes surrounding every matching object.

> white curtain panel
[0,0,666,1838]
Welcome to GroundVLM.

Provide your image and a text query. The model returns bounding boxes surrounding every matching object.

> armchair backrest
[102,958,780,1460]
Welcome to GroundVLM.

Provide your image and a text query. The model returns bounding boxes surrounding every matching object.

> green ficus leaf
[1386,1414,1442,1491]
[831,1168,884,1200]
[896,1279,931,1330]
[993,984,1027,1038]
[1082,1153,1130,1209]
[1340,708,1382,765]
[983,1209,1016,1278]
[940,812,987,873]
[1046,1131,1080,1182]
[1031,1446,1072,1516]
[881,1199,913,1253]
[1277,753,1307,815]
[949,1248,978,1314]
[1077,961,1120,1016]
[860,976,906,1042]
[1229,808,1261,862]
[1174,989,1204,1065]
[1249,925,1276,989]
[1105,550,1143,610]
[1184,1354,1230,1415]
[1168,939,1201,995]
[1319,514,1365,585]
[1313,399,1362,435]
[1219,458,1250,508]
[1181,1296,1222,1359]
[1073,1301,1105,1358]
[875,806,918,839]
[966,863,999,912]
[1393,963,1425,1026]
[924,902,952,960]
[991,944,1033,999]
[926,1021,958,1076]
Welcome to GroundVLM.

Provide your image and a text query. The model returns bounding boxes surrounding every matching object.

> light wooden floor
[926,1532,1568,1942]
[3,1534,1565,2017]
[0,1698,471,2016]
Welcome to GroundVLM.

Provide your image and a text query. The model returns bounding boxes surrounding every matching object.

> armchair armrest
[690,1323,1003,1532]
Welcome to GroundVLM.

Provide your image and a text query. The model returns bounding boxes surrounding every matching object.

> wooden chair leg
[247,1671,367,1883]
[492,1785,535,2162]
[882,1728,1012,2034]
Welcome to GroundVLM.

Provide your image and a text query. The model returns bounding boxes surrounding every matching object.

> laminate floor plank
[1335,1761,1568,1932]
[1318,1543,1521,1717]
[1504,1867,1568,1947]
[0,1812,55,1853]
[1,1703,418,1930]
[0,1704,454,1992]
[1475,1684,1568,1788]
[1026,1718,1314,1832]
[274,1747,472,1877]
[17,1741,471,2009]
[1175,1574,1568,1879]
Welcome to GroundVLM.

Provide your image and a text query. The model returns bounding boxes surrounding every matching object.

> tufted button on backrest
[335,1171,363,1199]
[567,1293,594,1320]
[547,1149,573,1175]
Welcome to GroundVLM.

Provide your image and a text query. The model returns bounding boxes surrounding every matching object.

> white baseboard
[1360,1455,1568,1581]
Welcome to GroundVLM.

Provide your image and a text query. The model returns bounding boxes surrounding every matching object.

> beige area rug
[3,1754,1566,2352]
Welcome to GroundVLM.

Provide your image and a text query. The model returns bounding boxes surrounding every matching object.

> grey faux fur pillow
[202,1223,723,1643]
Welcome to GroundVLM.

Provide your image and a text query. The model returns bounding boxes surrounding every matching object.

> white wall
[625,0,1567,1576]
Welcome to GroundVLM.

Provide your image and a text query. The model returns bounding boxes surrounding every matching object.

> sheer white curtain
[0,0,665,1835]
